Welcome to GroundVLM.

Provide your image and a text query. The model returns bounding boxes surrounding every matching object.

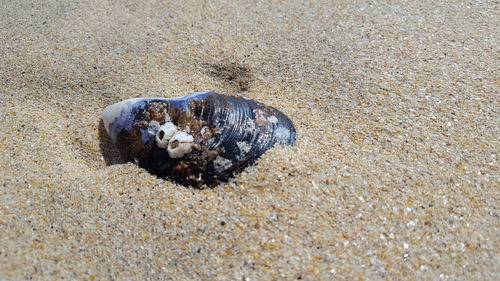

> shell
[102,92,296,187]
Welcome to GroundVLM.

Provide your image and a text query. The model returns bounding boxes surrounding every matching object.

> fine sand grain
[1,0,498,280]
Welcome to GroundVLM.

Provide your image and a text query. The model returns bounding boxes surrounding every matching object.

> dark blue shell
[103,92,296,187]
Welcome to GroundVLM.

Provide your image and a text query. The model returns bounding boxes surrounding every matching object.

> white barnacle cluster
[155,121,194,158]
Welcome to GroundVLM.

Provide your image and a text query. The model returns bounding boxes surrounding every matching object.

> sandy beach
[1,0,498,280]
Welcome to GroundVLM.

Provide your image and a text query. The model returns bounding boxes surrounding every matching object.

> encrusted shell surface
[102,92,296,187]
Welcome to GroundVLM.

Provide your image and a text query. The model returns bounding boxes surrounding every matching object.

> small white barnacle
[267,115,278,123]
[236,141,251,154]
[167,131,194,158]
[274,126,291,144]
[200,126,212,139]
[149,120,161,128]
[213,156,233,173]
[147,121,161,136]
[156,122,177,148]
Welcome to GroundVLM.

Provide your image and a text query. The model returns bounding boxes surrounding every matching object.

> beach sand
[0,0,498,280]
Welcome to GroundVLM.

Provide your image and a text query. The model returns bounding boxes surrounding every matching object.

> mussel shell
[103,92,296,187]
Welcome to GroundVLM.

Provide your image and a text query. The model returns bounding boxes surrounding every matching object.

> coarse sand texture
[0,0,498,280]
